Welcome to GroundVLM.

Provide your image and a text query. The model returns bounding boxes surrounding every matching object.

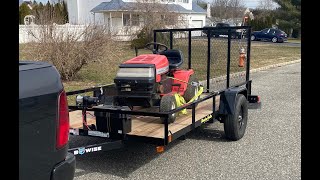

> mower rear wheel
[183,75,200,104]
[160,95,178,124]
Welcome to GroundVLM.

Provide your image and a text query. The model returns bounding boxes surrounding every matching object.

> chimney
[207,3,211,18]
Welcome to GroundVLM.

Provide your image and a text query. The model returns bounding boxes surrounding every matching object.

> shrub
[25,24,118,80]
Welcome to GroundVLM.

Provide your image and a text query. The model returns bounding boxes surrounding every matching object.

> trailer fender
[219,87,247,115]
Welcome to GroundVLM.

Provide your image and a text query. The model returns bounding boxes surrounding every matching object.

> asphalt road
[70,62,301,180]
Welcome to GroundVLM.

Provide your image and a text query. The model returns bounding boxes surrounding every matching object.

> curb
[249,59,301,73]
[200,59,301,86]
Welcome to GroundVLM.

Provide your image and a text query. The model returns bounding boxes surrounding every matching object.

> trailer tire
[223,94,248,141]
[160,95,177,124]
[183,75,200,103]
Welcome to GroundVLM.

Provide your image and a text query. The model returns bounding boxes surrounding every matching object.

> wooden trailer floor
[69,94,220,139]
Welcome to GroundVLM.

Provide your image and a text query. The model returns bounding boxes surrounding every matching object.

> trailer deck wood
[69,94,220,139]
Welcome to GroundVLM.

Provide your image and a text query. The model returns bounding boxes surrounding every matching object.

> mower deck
[69,94,220,139]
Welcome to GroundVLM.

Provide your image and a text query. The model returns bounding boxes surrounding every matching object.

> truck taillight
[56,90,69,149]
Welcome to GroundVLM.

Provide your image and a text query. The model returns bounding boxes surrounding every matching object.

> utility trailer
[67,26,261,156]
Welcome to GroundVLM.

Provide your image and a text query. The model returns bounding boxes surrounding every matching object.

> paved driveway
[70,62,301,180]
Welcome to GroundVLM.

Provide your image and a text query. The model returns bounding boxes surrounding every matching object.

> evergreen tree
[19,3,31,24]
[45,1,53,23]
[35,2,44,24]
[273,0,301,37]
[54,2,63,24]
[61,1,69,23]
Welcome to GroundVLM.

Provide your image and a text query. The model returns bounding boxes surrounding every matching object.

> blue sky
[243,0,260,9]
[22,0,261,9]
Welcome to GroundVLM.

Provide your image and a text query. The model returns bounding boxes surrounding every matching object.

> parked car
[19,61,75,180]
[251,28,288,43]
[203,22,243,39]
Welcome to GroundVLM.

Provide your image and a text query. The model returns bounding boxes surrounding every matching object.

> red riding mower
[113,42,202,123]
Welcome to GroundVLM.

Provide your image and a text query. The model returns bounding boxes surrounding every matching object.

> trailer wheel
[183,75,200,103]
[160,95,177,124]
[223,94,248,141]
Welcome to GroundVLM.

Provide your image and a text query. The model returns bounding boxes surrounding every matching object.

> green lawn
[19,38,301,93]
[287,38,301,43]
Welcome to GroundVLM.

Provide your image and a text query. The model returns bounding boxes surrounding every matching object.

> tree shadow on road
[71,123,228,178]
[186,123,229,142]
[72,136,181,178]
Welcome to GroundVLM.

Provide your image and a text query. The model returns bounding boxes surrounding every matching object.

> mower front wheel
[160,95,178,124]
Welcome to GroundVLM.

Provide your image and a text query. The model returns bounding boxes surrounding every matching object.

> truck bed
[69,94,220,139]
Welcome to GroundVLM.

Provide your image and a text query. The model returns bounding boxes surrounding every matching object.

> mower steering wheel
[145,42,168,54]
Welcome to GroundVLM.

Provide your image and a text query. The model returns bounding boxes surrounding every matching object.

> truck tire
[183,75,200,104]
[223,94,248,141]
[160,94,177,124]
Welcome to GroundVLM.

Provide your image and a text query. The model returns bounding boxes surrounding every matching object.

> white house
[66,0,207,30]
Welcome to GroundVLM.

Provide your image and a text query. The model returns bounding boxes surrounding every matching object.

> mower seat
[159,49,184,69]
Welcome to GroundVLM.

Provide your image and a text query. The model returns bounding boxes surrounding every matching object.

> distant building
[65,0,207,30]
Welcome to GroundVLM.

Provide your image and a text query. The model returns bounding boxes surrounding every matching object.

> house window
[123,14,130,26]
[123,13,140,26]
[183,0,188,3]
[132,14,140,26]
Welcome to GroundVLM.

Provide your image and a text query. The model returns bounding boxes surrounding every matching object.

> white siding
[67,0,78,24]
[67,0,106,24]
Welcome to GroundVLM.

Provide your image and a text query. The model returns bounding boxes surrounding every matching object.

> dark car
[19,61,75,180]
[251,28,288,43]
[203,22,242,39]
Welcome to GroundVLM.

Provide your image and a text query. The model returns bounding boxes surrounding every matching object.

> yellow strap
[174,93,187,115]
[174,86,204,116]
[187,86,204,104]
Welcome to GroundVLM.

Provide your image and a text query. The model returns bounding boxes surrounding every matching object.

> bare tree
[127,0,186,43]
[211,0,246,19]
[257,0,275,10]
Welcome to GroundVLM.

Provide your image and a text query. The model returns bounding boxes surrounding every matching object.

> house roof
[191,2,206,13]
[91,0,206,14]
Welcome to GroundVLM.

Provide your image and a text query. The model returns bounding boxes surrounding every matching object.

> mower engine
[114,54,170,107]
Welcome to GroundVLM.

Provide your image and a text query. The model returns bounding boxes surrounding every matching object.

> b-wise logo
[73,146,102,155]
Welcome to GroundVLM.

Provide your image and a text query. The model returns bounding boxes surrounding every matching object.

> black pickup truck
[203,22,243,39]
[19,61,75,180]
